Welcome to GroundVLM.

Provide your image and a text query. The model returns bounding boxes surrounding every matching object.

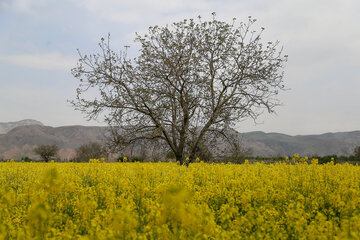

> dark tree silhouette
[75,142,108,162]
[34,144,59,162]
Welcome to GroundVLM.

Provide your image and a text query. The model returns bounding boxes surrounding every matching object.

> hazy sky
[0,0,359,135]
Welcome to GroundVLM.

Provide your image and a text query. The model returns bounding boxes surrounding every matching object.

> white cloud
[3,0,48,12]
[75,0,210,24]
[0,1,8,8]
[0,52,76,71]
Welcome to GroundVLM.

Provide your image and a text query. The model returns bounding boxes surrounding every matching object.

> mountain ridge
[0,120,359,159]
[0,119,43,134]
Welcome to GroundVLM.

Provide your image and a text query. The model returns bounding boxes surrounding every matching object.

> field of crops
[1,160,360,239]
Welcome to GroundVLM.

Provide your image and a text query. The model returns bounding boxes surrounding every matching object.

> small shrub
[130,156,145,162]
[310,155,338,164]
[21,156,33,162]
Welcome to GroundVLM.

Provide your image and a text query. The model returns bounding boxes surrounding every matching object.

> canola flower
[0,159,360,239]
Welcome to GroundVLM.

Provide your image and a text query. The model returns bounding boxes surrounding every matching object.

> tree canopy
[34,144,59,162]
[74,142,108,162]
[71,14,287,165]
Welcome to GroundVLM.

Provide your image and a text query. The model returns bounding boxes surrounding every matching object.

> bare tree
[34,145,59,162]
[71,13,287,165]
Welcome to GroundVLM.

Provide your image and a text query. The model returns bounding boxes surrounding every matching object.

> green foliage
[116,155,145,162]
[116,156,145,162]
[20,156,33,162]
[321,155,338,164]
[130,156,145,162]
[252,154,358,164]
[254,156,284,162]
[309,155,358,164]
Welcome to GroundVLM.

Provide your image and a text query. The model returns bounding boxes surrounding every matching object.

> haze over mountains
[242,131,360,157]
[0,119,43,134]
[0,120,359,159]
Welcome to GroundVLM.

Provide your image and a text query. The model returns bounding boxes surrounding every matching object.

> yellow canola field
[1,161,360,239]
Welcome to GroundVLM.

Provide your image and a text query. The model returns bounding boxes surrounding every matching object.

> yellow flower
[0,157,359,238]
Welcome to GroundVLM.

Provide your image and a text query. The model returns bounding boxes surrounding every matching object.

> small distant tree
[34,144,59,162]
[354,146,360,161]
[75,142,108,162]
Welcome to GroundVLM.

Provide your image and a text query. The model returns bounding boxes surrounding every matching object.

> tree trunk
[187,151,196,167]
[175,153,184,165]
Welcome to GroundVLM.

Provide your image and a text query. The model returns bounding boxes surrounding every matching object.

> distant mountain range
[0,119,43,134]
[0,121,106,160]
[0,119,359,159]
[242,131,360,157]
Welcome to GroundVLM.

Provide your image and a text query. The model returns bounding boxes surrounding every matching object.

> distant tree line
[252,146,360,164]
[1,144,360,164]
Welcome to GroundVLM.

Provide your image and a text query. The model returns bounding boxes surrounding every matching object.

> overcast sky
[0,0,359,135]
